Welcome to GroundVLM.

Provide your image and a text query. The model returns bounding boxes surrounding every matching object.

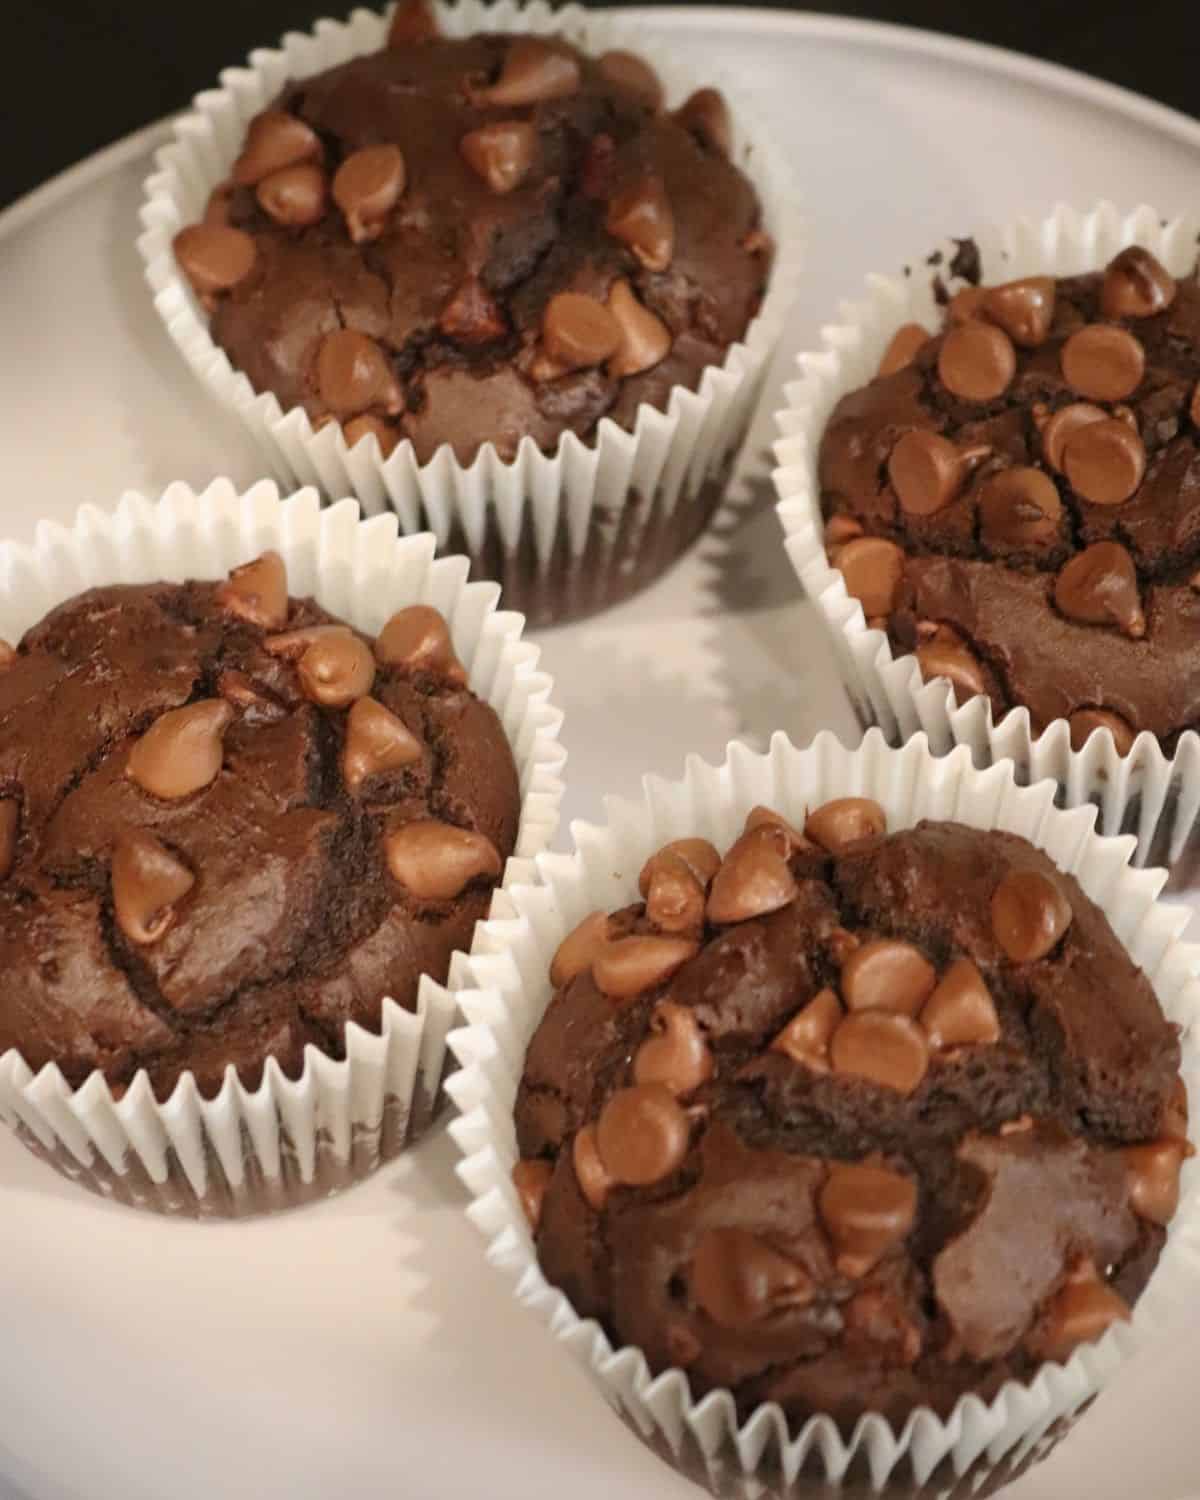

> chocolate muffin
[0,551,519,1100]
[818,244,1200,755]
[171,3,770,468]
[511,799,1188,1432]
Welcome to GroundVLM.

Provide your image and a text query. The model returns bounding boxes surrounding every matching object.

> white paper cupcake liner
[773,202,1200,881]
[0,478,565,1217]
[137,1,803,625]
[444,728,1200,1495]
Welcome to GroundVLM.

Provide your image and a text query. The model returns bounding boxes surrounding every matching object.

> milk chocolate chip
[476,38,581,106]
[691,1228,814,1328]
[840,938,936,1017]
[640,837,721,891]
[915,631,988,705]
[375,605,467,683]
[1061,325,1145,402]
[343,414,400,458]
[597,50,664,111]
[825,515,864,546]
[634,1002,713,1097]
[315,330,403,417]
[459,122,537,195]
[770,987,842,1073]
[297,630,376,708]
[1100,246,1177,319]
[1025,1259,1130,1363]
[642,852,705,935]
[983,276,1055,347]
[920,958,1000,1048]
[805,797,887,852]
[1054,542,1145,638]
[387,0,438,46]
[991,869,1072,962]
[937,322,1017,402]
[1041,402,1108,473]
[257,163,328,228]
[832,537,904,616]
[1122,1139,1187,1225]
[173,224,257,300]
[830,1012,930,1095]
[607,280,672,379]
[743,806,812,854]
[439,276,507,345]
[233,110,323,187]
[818,1160,917,1278]
[978,467,1062,549]
[605,174,674,272]
[0,800,17,881]
[333,145,407,242]
[887,430,966,517]
[127,700,233,801]
[550,910,611,988]
[595,1083,691,1185]
[878,323,931,377]
[1068,708,1135,756]
[342,696,422,790]
[573,1124,613,1210]
[215,550,289,630]
[543,292,622,370]
[111,831,196,946]
[592,935,699,1000]
[385,818,502,899]
[1062,418,1146,507]
[512,1158,553,1231]
[674,88,732,156]
[706,830,798,924]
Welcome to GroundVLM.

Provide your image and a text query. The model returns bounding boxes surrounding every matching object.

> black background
[3,1,1196,211]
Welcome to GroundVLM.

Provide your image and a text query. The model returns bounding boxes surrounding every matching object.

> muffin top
[172,1,769,466]
[818,244,1200,754]
[0,553,519,1099]
[512,800,1187,1431]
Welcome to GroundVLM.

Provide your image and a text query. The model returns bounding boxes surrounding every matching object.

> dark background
[2,1,1195,210]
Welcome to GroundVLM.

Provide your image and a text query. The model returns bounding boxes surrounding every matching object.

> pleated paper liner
[444,730,1200,1497]
[138,0,804,625]
[773,202,1200,880]
[0,478,566,1216]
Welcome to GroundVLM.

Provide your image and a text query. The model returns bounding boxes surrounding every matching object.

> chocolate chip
[595,1083,691,1185]
[386,0,439,46]
[744,805,814,854]
[878,323,931,378]
[817,1160,917,1278]
[825,514,864,546]
[297,630,376,708]
[385,818,502,899]
[640,837,721,892]
[0,800,18,881]
[770,987,842,1073]
[215,550,288,630]
[805,796,887,853]
[216,669,285,723]
[641,852,705,935]
[459,121,537,196]
[375,605,467,683]
[1068,708,1136,756]
[111,831,195,946]
[512,1158,553,1231]
[1025,1259,1130,1363]
[475,38,581,106]
[948,285,986,323]
[1100,246,1177,319]
[233,110,323,187]
[343,413,400,458]
[550,910,611,988]
[634,1002,713,1097]
[1054,541,1144,637]
[840,938,937,1017]
[1040,402,1108,472]
[543,292,622,371]
[263,623,349,659]
[332,145,406,243]
[832,536,905,616]
[706,829,798,924]
[691,1227,813,1329]
[919,958,999,1048]
[916,627,988,705]
[591,934,699,1000]
[173,224,257,300]
[257,162,328,228]
[674,88,731,156]
[204,181,235,227]
[572,1124,613,1210]
[606,174,674,272]
[991,869,1072,962]
[1122,1139,1187,1225]
[126,700,233,801]
[830,1011,929,1095]
[843,1287,922,1364]
[315,329,403,417]
[1062,418,1146,507]
[606,279,672,379]
[982,276,1055,347]
[342,696,422,791]
[1061,324,1145,402]
[978,466,1062,549]
[887,430,965,517]
[597,50,663,110]
[937,322,1017,402]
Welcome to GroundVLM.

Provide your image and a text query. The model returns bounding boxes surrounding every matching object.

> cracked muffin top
[171,3,770,466]
[818,242,1200,755]
[0,551,519,1100]
[511,799,1189,1432]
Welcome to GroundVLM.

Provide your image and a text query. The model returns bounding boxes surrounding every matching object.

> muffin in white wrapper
[444,729,1200,1497]
[774,202,1200,881]
[137,0,802,626]
[0,478,565,1217]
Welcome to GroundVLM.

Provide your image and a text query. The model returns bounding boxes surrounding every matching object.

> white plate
[2,10,1200,1499]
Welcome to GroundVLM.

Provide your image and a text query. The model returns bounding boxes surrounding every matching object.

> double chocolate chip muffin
[512,799,1188,1431]
[172,0,770,467]
[0,551,519,1099]
[819,243,1200,755]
